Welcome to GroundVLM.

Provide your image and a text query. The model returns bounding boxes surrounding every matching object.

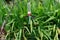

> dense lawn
[0,0,60,40]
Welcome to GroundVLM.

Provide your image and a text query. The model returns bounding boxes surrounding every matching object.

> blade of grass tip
[53,25,56,32]
[14,33,16,39]
[38,26,43,40]
[35,36,40,40]
[54,30,59,40]
[38,26,42,39]
[38,26,40,34]
[14,33,17,40]
[40,33,43,40]
[24,26,31,34]
[57,27,60,35]
[40,32,43,40]
[35,16,46,21]
[5,30,10,39]
[15,33,19,40]
[11,22,15,31]
[33,30,36,36]
[30,20,33,33]
[15,31,20,40]
[23,32,27,40]
[6,19,14,25]
[22,28,27,40]
[44,35,49,40]
[33,28,40,40]
[19,29,22,40]
[41,29,52,40]
[23,35,27,40]
[43,16,55,24]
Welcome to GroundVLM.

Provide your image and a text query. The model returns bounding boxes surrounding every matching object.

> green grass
[0,0,60,40]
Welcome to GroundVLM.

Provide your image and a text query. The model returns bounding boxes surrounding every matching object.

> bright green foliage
[0,0,60,40]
